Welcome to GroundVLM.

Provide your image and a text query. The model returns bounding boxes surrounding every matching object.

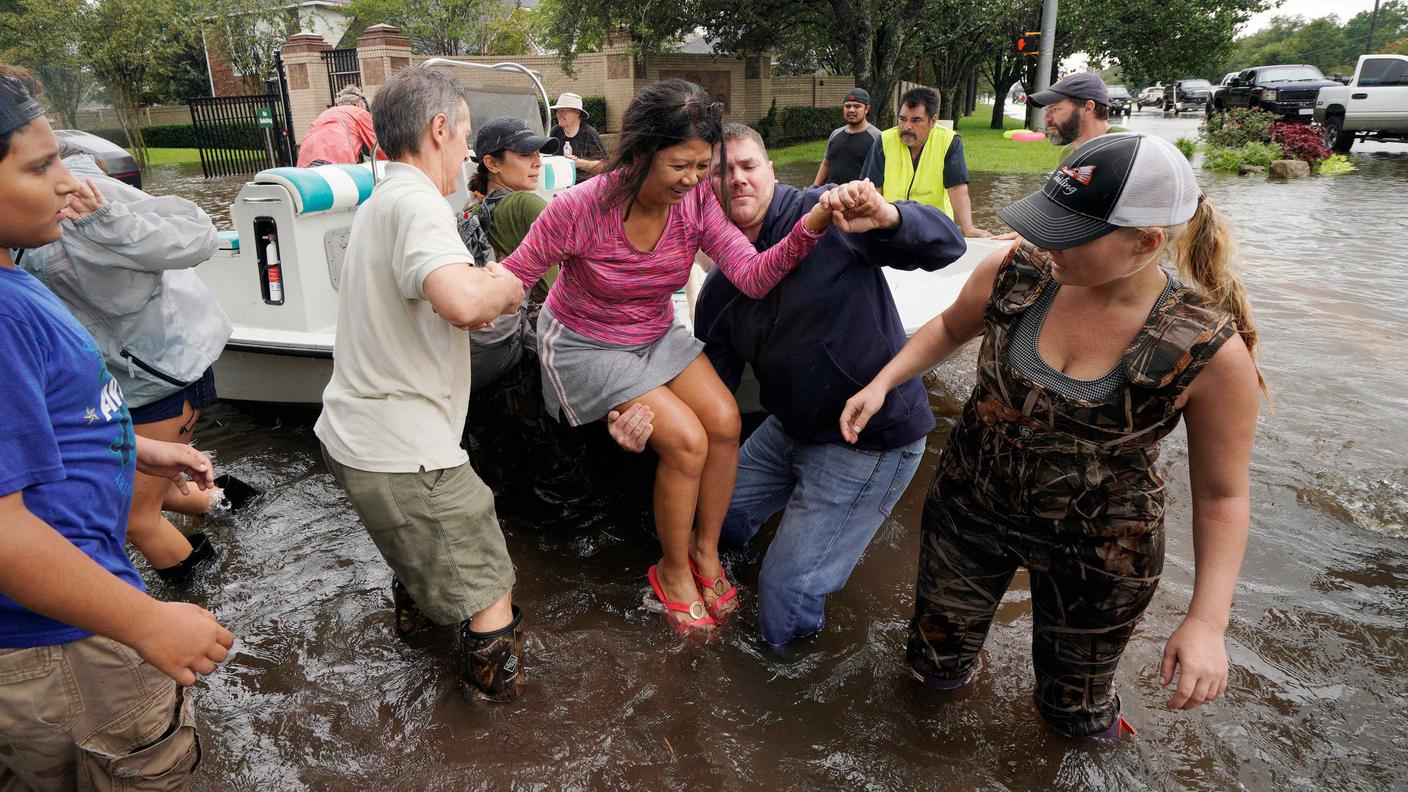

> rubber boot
[212,474,260,513]
[458,605,525,704]
[391,577,434,639]
[909,656,978,690]
[1091,696,1137,741]
[153,532,217,584]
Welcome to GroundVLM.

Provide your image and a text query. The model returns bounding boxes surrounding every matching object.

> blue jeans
[721,416,926,646]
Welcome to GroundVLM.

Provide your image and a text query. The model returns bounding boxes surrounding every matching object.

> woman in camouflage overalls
[840,133,1265,738]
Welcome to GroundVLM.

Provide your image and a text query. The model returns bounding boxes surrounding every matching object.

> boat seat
[252,164,376,217]
[216,229,240,250]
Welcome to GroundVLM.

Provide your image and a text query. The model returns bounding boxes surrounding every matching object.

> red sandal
[647,565,715,633]
[688,556,740,620]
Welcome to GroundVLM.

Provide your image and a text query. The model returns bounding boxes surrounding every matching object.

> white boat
[195,60,1004,405]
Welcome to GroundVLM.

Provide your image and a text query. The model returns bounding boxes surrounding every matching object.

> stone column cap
[359,23,412,48]
[283,32,333,55]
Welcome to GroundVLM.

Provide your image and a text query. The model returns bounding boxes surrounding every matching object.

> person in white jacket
[22,151,249,584]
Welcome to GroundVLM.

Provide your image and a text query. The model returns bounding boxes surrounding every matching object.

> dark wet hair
[900,86,940,119]
[468,150,505,195]
[603,79,726,217]
[0,65,43,160]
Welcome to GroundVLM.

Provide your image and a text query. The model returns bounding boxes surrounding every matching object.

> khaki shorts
[0,635,199,792]
[321,444,514,625]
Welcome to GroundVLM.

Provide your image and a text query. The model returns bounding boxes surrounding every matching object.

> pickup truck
[1206,72,1240,116]
[1137,86,1164,108]
[1210,64,1341,121]
[1315,54,1408,152]
[1167,78,1214,114]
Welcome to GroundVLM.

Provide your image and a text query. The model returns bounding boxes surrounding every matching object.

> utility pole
[1366,0,1382,56]
[1034,0,1059,131]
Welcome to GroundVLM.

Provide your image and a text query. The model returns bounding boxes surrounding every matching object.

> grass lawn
[769,103,1060,175]
[131,148,203,166]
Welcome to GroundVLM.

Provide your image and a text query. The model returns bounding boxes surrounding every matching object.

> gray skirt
[536,305,705,426]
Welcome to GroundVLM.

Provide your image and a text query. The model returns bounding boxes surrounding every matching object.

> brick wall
[278,26,893,151]
[205,40,266,97]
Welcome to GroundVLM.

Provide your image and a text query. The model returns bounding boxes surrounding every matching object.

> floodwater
[147,115,1408,790]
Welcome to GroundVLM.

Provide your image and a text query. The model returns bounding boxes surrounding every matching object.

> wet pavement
[148,114,1408,790]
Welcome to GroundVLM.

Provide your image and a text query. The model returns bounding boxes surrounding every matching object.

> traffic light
[1015,32,1042,56]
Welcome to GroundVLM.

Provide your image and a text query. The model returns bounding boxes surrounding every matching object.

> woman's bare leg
[665,355,741,608]
[617,386,709,624]
[157,406,215,515]
[129,403,198,568]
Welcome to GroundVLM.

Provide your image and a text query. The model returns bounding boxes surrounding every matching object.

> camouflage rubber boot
[459,605,525,704]
[391,577,434,639]
[1091,696,1137,742]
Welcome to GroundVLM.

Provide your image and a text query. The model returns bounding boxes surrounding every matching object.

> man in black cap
[813,87,879,186]
[1027,72,1128,164]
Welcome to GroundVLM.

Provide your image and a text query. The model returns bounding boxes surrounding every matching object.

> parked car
[1206,71,1241,116]
[1137,85,1164,108]
[1210,64,1342,121]
[1166,78,1214,114]
[1314,53,1408,152]
[53,129,142,189]
[1107,85,1133,118]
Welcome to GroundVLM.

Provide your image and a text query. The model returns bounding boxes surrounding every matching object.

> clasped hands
[818,179,900,233]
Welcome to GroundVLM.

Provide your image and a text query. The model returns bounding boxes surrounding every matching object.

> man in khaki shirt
[314,64,529,703]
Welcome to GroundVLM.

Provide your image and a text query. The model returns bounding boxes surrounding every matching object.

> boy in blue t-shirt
[0,66,234,788]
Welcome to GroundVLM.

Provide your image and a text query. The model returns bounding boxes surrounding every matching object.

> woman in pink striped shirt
[502,80,841,633]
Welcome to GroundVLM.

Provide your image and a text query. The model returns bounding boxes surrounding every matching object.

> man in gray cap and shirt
[813,88,880,186]
[1027,73,1128,163]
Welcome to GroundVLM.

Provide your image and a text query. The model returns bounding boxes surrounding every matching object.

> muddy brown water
[147,115,1407,790]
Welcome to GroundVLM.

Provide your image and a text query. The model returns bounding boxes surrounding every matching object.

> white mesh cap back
[1106,133,1199,228]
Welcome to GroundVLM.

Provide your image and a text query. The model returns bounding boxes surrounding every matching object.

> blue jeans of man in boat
[720,416,926,645]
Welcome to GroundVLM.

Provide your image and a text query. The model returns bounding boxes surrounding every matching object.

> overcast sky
[1243,0,1382,33]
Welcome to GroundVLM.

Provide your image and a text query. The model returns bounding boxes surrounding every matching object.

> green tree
[536,0,934,125]
[203,0,300,94]
[1067,0,1271,85]
[344,0,496,55]
[980,0,1043,129]
[1343,0,1408,59]
[0,0,92,129]
[78,0,195,169]
[481,5,536,56]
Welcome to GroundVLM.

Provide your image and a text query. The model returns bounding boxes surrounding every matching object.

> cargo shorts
[0,635,199,792]
[321,445,515,626]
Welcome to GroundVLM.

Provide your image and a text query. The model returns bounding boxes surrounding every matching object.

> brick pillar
[357,24,414,103]
[281,33,332,147]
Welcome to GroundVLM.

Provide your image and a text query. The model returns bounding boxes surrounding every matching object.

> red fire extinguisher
[263,237,285,305]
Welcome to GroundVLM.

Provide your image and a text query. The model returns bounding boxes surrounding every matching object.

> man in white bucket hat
[548,92,607,184]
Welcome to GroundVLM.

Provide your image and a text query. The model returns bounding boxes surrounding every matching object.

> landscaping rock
[1270,159,1311,178]
[1239,164,1266,176]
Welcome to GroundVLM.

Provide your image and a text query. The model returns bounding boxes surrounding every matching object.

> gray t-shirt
[823,124,881,184]
[315,162,475,473]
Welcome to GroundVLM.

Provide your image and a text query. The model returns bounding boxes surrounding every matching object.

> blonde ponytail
[1161,193,1269,397]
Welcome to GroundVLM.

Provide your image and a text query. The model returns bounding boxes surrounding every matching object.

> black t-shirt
[823,124,882,184]
[549,123,607,184]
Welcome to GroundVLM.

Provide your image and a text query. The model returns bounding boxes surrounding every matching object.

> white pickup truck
[1314,53,1408,152]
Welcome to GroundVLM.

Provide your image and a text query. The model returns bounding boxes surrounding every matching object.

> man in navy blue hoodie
[697,123,966,646]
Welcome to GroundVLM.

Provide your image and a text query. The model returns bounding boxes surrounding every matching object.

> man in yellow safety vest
[861,86,991,238]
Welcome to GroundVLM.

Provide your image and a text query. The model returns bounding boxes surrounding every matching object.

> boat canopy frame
[371,58,552,184]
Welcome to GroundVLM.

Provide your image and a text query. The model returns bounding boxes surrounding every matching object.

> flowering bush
[1200,107,1279,148]
[1271,122,1331,167]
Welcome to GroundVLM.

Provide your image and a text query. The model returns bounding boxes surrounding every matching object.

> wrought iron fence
[322,48,362,104]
